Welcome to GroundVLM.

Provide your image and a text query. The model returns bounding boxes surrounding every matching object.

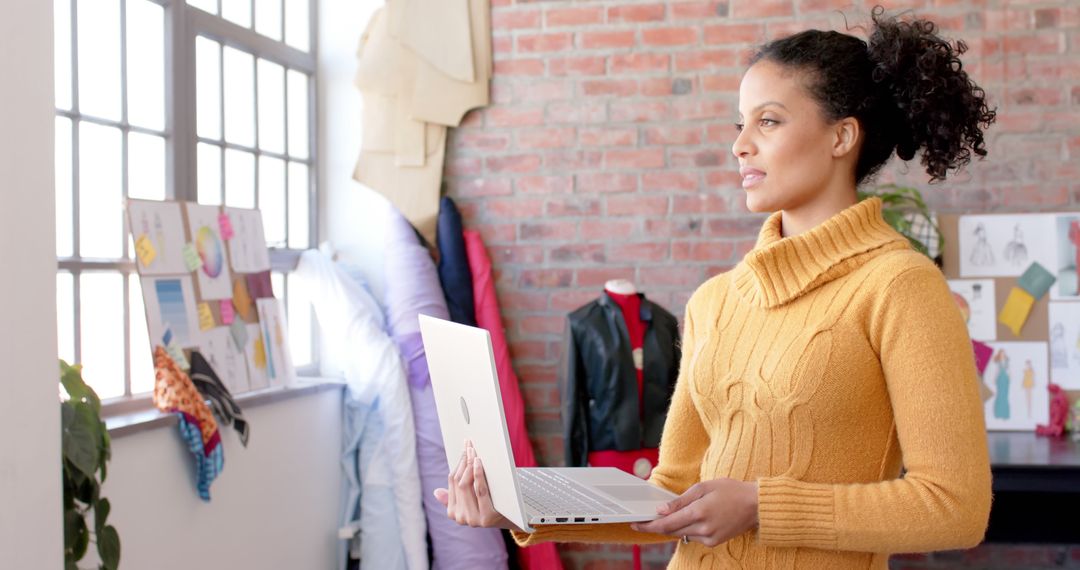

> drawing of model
[1022,359,1034,418]
[993,349,1011,420]
[1004,224,1028,267]
[1051,322,1067,368]
[970,223,994,266]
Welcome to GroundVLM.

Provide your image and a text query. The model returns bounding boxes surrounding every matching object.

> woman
[437,8,996,569]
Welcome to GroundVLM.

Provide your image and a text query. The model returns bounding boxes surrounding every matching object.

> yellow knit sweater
[514,198,992,569]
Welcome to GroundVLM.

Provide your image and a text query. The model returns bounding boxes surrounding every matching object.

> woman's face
[732,60,841,214]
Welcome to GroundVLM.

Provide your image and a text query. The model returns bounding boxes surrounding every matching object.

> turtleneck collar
[731,197,910,309]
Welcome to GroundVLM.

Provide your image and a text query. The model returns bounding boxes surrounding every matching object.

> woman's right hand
[434,440,520,531]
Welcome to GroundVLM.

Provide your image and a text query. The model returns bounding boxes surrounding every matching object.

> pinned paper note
[246,270,274,300]
[219,299,235,324]
[253,335,267,370]
[229,318,248,351]
[197,302,215,331]
[134,234,157,267]
[233,278,254,321]
[182,242,201,272]
[998,287,1036,336]
[1017,262,1056,301]
[218,212,234,240]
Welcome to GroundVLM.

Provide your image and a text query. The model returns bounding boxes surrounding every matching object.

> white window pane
[260,156,286,247]
[223,46,255,147]
[197,142,222,205]
[286,272,311,366]
[55,0,73,111]
[288,162,309,249]
[77,0,121,121]
[257,59,285,154]
[286,70,308,158]
[80,272,125,399]
[79,122,123,258]
[126,0,165,131]
[56,117,74,257]
[129,274,154,395]
[284,0,309,52]
[271,272,285,297]
[128,132,165,200]
[196,36,222,140]
[223,0,252,28]
[255,0,282,41]
[187,0,217,14]
[57,272,75,364]
[224,148,255,208]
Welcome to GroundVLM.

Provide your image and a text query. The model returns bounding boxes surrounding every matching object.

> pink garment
[463,229,564,570]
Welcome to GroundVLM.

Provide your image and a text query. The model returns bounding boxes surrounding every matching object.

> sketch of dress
[1004,224,1028,267]
[1069,220,1080,295]
[993,350,1011,420]
[1022,360,1034,418]
[1051,323,1068,368]
[970,223,994,266]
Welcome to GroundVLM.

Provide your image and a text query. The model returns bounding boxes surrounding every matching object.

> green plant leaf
[65,561,78,570]
[71,512,89,561]
[76,472,99,506]
[64,509,80,551]
[94,498,111,535]
[60,360,101,412]
[98,525,121,570]
[63,402,101,480]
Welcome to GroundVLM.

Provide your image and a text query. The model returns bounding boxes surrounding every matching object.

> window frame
[55,0,320,414]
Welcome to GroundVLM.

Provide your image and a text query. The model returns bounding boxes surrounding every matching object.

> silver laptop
[418,314,677,533]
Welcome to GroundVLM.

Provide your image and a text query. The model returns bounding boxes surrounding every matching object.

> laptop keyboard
[517,469,631,516]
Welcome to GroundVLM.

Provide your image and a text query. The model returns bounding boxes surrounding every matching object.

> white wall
[0,0,63,567]
[101,387,343,570]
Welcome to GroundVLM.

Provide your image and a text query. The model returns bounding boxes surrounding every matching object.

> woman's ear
[832,117,860,158]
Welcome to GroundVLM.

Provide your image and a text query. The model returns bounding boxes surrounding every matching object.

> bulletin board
[126,199,295,394]
[940,212,1080,431]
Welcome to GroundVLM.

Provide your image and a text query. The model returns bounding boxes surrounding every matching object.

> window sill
[105,377,345,438]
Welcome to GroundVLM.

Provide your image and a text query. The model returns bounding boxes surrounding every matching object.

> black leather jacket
[559,293,681,467]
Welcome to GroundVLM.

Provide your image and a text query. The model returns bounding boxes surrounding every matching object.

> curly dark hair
[749,6,996,184]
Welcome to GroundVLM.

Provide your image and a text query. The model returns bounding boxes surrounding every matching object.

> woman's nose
[731,128,753,159]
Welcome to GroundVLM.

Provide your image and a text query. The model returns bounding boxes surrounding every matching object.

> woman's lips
[740,167,765,189]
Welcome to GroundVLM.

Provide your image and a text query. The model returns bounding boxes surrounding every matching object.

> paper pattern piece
[959,214,1056,278]
[1018,262,1056,301]
[141,277,200,348]
[999,287,1036,336]
[948,279,997,341]
[185,204,234,300]
[1052,215,1080,300]
[218,212,234,240]
[135,235,157,267]
[197,302,215,331]
[227,208,271,273]
[981,341,1050,431]
[196,326,250,394]
[1048,302,1080,390]
[246,270,274,300]
[127,200,188,274]
[257,298,295,387]
[219,300,235,325]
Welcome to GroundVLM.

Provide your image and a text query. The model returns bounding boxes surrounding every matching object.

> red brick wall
[443,0,1079,566]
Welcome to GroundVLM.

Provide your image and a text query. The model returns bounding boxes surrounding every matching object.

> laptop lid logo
[460,396,471,424]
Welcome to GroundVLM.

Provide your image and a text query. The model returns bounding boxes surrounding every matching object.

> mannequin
[603,278,637,295]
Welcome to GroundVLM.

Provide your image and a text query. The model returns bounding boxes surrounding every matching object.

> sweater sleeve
[512,304,709,547]
[756,263,992,553]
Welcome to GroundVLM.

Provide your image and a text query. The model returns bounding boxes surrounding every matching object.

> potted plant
[859,183,943,263]
[60,360,120,570]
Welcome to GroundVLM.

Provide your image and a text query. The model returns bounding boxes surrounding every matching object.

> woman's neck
[780,190,859,238]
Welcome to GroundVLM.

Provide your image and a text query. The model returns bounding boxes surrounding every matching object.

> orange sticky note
[998,287,1035,336]
[197,302,215,331]
[134,234,157,267]
[233,278,253,321]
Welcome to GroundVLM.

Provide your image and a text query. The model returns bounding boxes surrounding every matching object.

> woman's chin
[743,192,775,214]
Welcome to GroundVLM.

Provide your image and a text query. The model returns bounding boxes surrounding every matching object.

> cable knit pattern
[513,198,992,569]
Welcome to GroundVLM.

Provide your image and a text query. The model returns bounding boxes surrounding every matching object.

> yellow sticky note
[197,302,215,331]
[998,287,1035,336]
[233,278,254,321]
[253,335,267,370]
[134,234,157,267]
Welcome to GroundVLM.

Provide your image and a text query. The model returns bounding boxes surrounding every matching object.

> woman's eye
[760,118,779,127]
[734,123,745,132]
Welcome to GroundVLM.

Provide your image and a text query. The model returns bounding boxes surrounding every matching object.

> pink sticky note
[218,212,234,240]
[220,299,235,325]
[972,340,993,376]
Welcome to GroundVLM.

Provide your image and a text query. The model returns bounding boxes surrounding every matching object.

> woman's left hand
[630,478,759,548]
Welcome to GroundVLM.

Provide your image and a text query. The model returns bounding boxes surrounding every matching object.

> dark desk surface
[987,431,1080,493]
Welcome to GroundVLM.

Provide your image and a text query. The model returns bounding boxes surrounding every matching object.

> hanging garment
[437,197,478,327]
[462,229,564,570]
[383,202,509,569]
[152,346,224,501]
[295,250,428,570]
[188,350,250,446]
[560,293,680,468]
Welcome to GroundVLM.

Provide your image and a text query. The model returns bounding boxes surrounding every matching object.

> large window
[54,0,316,403]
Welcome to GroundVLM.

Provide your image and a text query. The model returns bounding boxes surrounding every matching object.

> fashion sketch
[1022,359,1034,418]
[1004,224,1028,267]
[969,223,994,267]
[1051,322,1067,369]
[993,349,1011,420]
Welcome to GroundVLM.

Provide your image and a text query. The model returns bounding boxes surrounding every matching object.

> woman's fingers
[631,502,701,536]
[433,487,449,506]
[457,446,482,523]
[446,445,469,521]
[473,457,501,525]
